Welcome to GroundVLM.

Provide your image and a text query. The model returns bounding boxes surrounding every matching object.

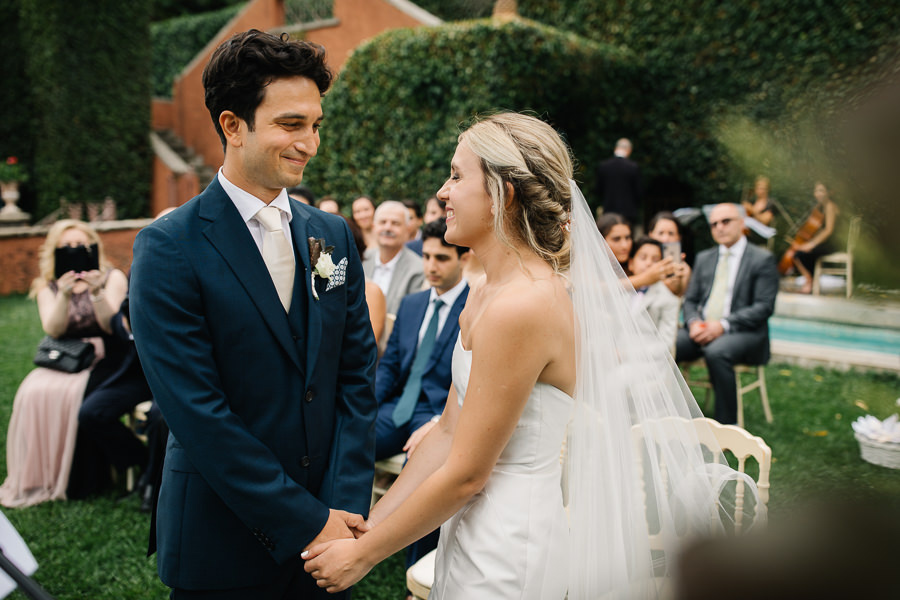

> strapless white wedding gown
[430,337,573,599]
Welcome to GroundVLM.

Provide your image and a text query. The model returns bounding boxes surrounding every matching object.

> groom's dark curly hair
[202,29,333,151]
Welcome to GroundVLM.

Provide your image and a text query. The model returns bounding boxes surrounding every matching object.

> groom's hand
[304,509,355,551]
[341,510,371,538]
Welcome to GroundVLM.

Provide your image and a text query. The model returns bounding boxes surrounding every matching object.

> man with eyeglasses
[676,203,779,425]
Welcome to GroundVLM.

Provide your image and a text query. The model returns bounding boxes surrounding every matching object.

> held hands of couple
[302,535,374,593]
[304,509,369,552]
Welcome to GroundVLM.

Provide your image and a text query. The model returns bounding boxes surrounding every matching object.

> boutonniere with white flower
[308,237,348,299]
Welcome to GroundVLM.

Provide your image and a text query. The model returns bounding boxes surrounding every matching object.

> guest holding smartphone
[0,220,128,507]
[648,211,692,297]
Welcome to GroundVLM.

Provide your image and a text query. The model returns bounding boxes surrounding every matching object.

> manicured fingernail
[301,551,309,559]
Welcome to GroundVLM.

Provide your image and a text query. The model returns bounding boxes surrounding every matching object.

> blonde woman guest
[0,220,128,507]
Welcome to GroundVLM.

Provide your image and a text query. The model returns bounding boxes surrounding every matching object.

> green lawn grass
[1,293,898,599]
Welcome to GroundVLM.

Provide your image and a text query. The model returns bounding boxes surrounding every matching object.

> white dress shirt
[416,278,468,346]
[371,251,402,297]
[715,235,748,330]
[217,169,294,253]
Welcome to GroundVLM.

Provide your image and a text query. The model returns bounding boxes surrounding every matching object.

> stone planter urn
[0,181,30,226]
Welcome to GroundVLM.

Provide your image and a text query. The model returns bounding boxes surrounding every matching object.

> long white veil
[565,181,765,599]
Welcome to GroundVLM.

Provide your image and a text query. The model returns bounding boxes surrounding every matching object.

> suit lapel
[402,293,430,371]
[426,285,469,370]
[200,181,304,373]
[288,203,322,378]
[730,244,754,304]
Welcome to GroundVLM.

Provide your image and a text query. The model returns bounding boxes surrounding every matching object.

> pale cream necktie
[704,249,730,322]
[255,206,295,311]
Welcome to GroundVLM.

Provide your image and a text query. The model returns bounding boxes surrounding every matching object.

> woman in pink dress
[0,220,128,507]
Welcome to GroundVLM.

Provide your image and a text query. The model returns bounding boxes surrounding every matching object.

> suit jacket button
[305,390,313,403]
[300,456,311,467]
[292,335,299,341]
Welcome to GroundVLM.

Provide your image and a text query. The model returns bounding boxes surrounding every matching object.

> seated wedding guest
[352,194,377,250]
[598,212,675,288]
[742,175,775,226]
[0,220,128,507]
[423,195,446,225]
[374,217,469,570]
[287,184,315,206]
[648,210,693,296]
[317,195,341,215]
[676,203,779,424]
[77,291,151,506]
[629,237,680,354]
[345,216,386,343]
[363,200,425,315]
[790,181,840,294]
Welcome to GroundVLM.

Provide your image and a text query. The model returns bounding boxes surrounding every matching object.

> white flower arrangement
[853,400,900,469]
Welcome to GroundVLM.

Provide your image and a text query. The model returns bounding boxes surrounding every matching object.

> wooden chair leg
[758,366,773,423]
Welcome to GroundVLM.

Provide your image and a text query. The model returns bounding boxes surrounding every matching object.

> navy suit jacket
[375,284,469,423]
[130,179,377,590]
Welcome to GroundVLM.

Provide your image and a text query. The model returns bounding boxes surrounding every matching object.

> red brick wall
[307,0,433,69]
[0,222,152,296]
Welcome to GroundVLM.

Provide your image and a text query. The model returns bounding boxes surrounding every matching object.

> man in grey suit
[363,200,425,315]
[676,203,779,424]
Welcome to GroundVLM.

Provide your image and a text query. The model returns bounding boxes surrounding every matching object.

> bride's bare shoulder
[473,277,571,341]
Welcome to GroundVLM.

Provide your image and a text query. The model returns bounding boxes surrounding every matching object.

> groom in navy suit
[130,30,376,599]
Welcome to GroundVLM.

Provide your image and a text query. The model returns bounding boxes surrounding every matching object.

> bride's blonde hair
[459,112,573,273]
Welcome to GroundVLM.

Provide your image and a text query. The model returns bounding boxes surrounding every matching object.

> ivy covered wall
[303,18,640,208]
[19,0,152,219]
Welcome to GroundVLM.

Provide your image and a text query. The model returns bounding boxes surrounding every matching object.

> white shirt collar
[719,235,747,259]
[375,249,402,271]
[217,168,293,224]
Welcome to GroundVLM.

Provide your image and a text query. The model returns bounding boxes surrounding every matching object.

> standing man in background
[596,137,641,226]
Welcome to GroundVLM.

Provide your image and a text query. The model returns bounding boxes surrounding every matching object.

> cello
[777,204,824,274]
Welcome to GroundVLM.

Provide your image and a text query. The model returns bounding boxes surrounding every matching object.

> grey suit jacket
[682,240,779,362]
[363,247,425,315]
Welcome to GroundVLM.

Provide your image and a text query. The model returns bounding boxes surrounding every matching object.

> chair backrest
[846,215,861,255]
[378,312,396,357]
[632,416,771,545]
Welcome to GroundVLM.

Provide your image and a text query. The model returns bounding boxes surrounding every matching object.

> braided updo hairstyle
[459,112,573,273]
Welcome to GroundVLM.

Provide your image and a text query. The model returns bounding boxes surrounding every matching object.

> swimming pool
[769,316,900,357]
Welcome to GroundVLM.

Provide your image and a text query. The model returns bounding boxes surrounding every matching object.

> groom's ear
[219,111,244,149]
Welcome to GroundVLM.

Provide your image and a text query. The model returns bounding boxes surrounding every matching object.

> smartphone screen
[662,241,682,263]
[55,244,100,279]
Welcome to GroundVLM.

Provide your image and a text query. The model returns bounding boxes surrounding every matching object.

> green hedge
[0,1,35,215]
[303,18,640,207]
[151,3,244,98]
[19,0,152,220]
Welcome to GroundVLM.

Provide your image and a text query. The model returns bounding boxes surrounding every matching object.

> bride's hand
[302,538,374,593]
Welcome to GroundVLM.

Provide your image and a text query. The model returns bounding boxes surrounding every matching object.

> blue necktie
[393,298,444,427]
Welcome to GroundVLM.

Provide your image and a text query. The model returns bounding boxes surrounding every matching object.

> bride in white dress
[303,113,763,599]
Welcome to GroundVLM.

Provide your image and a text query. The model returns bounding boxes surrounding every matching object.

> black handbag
[33,335,95,373]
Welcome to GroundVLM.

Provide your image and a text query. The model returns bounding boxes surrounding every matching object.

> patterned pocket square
[325,257,348,291]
